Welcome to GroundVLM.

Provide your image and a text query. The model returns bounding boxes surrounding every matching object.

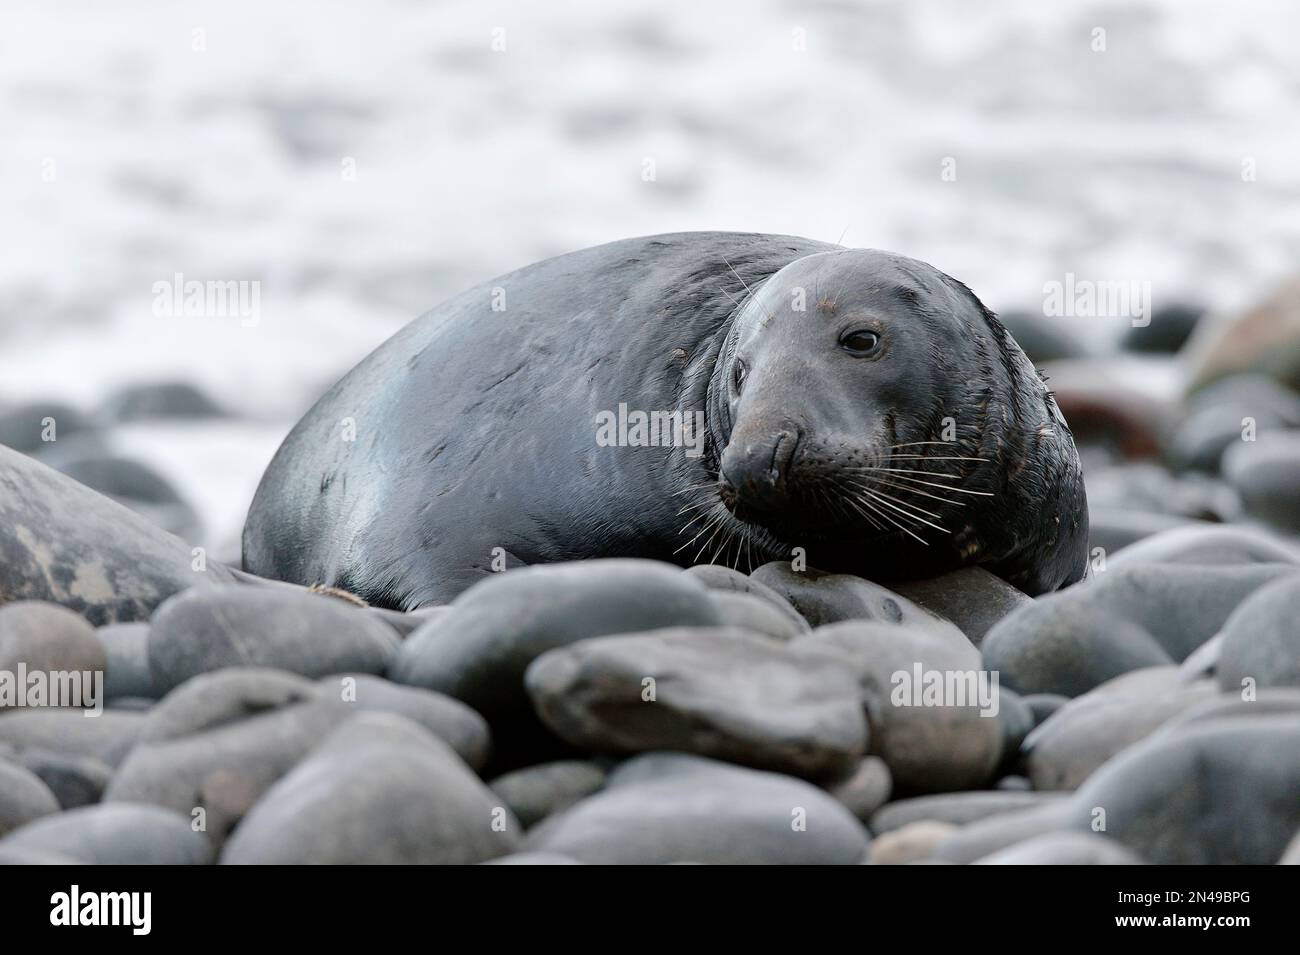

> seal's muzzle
[719,425,801,514]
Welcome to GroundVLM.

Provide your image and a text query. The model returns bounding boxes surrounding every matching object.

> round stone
[148,586,400,693]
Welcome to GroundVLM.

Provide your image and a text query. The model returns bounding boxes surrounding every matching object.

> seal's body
[244,232,1087,607]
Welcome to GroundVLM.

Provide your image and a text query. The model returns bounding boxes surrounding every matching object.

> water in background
[3,0,1299,559]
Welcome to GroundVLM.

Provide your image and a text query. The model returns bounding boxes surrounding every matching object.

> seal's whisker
[675,508,724,550]
[838,477,901,534]
[843,490,927,544]
[720,255,756,299]
[839,489,892,532]
[725,526,746,571]
[724,525,745,569]
[837,485,889,530]
[670,482,718,497]
[858,487,951,534]
[676,506,715,534]
[854,471,995,497]
[887,455,988,463]
[674,523,716,557]
[888,441,964,448]
[847,488,889,535]
[708,520,739,567]
[692,512,731,564]
[845,466,964,481]
[676,498,717,517]
[827,477,883,530]
[848,477,966,509]
[850,484,945,521]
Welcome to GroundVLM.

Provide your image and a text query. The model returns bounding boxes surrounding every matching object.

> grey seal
[243,232,1088,606]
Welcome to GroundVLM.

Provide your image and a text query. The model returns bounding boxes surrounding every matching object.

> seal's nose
[720,428,801,506]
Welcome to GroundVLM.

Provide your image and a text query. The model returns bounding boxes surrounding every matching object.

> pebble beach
[2,0,1300,868]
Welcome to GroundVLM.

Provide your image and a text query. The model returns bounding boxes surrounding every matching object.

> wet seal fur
[244,232,1088,606]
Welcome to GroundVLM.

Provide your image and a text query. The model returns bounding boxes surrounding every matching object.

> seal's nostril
[720,427,801,501]
[769,429,801,483]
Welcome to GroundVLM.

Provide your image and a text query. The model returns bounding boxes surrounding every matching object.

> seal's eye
[732,359,747,395]
[840,329,881,356]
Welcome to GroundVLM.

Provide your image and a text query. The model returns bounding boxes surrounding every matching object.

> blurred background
[3,0,1299,562]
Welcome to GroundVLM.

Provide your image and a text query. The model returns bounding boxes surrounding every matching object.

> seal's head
[703,248,1088,594]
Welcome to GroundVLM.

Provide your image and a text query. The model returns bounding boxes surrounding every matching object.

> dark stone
[974,831,1143,864]
[1024,693,1070,726]
[527,626,866,778]
[1216,575,1300,691]
[133,667,321,744]
[931,802,1071,864]
[982,563,1296,697]
[1066,715,1300,864]
[0,760,60,836]
[94,622,156,700]
[997,311,1089,364]
[683,565,808,625]
[482,852,584,865]
[1157,689,1300,735]
[996,688,1035,774]
[55,455,187,506]
[54,456,202,540]
[148,586,400,693]
[390,560,723,758]
[221,712,522,864]
[1085,463,1240,523]
[0,402,97,454]
[890,568,1030,647]
[105,669,351,846]
[1023,667,1219,790]
[0,445,242,624]
[0,803,213,864]
[1223,433,1300,532]
[10,749,110,809]
[527,752,869,864]
[0,601,106,713]
[0,709,144,766]
[0,845,76,864]
[1122,302,1204,354]
[317,673,491,769]
[1087,508,1198,556]
[870,791,1065,833]
[99,381,227,422]
[1169,374,1300,472]
[825,756,892,821]
[804,621,1002,792]
[488,760,608,829]
[1107,523,1297,569]
[364,606,432,638]
[709,591,808,640]
[750,561,956,632]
